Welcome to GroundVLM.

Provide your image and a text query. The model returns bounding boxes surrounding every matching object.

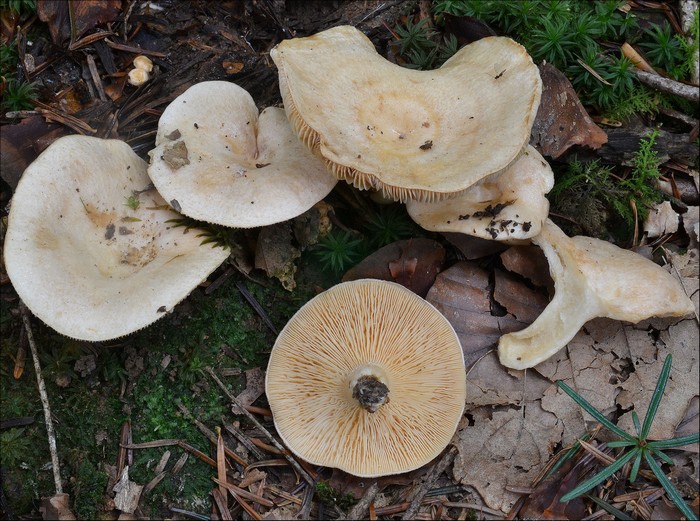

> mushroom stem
[352,375,390,413]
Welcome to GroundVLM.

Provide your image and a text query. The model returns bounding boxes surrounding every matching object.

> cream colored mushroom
[3,135,230,341]
[498,219,696,370]
[406,145,553,241]
[265,279,466,477]
[271,25,541,203]
[147,81,337,227]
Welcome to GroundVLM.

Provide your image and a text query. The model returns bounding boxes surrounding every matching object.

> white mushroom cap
[498,220,696,369]
[147,81,337,227]
[406,145,554,241]
[271,26,541,202]
[3,135,230,341]
[265,279,466,477]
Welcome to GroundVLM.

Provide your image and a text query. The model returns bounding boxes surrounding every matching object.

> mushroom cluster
[4,21,695,484]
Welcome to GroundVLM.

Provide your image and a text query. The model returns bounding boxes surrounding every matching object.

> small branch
[339,481,380,520]
[635,70,699,102]
[205,367,316,487]
[401,445,458,520]
[21,302,63,494]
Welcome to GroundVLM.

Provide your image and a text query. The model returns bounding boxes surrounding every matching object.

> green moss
[315,481,357,511]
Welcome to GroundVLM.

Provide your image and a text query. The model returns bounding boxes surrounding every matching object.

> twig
[235,280,278,335]
[205,367,315,486]
[401,445,458,520]
[339,481,380,520]
[634,70,699,102]
[20,302,62,494]
[176,401,249,466]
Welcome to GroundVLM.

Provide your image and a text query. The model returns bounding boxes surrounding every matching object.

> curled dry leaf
[342,238,445,297]
[530,63,608,159]
[453,403,563,512]
[37,0,122,44]
[425,261,547,369]
[254,222,300,291]
[643,200,680,237]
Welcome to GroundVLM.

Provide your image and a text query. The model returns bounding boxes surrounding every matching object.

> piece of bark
[39,493,76,520]
[113,466,143,515]
[598,123,698,166]
[530,63,608,159]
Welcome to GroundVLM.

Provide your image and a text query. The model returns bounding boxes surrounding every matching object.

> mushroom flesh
[498,219,696,369]
[406,145,553,241]
[3,135,230,341]
[271,25,541,202]
[147,81,337,227]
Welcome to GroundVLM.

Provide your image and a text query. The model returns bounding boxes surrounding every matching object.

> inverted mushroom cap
[265,279,466,477]
[3,135,230,341]
[147,81,337,227]
[271,26,542,202]
[498,220,696,369]
[406,145,554,241]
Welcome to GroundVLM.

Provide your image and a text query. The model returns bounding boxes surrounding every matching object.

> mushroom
[271,25,541,202]
[3,135,230,341]
[265,279,466,477]
[147,81,337,227]
[498,219,696,369]
[406,145,554,241]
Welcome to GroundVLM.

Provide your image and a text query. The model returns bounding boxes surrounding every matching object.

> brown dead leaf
[493,268,549,323]
[292,202,331,250]
[466,351,552,408]
[0,116,67,190]
[342,238,445,297]
[426,261,546,368]
[617,318,699,441]
[39,493,76,520]
[530,63,608,159]
[499,245,554,290]
[644,201,679,237]
[255,222,300,291]
[37,0,122,45]
[519,455,587,520]
[442,232,507,260]
[674,396,699,452]
[231,368,266,414]
[453,402,563,512]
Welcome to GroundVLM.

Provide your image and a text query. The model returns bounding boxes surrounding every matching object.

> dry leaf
[674,396,699,452]
[465,351,551,409]
[232,367,266,414]
[644,201,679,237]
[426,261,545,368]
[255,222,300,290]
[442,232,507,260]
[37,0,122,45]
[617,319,699,441]
[342,238,445,297]
[499,245,553,290]
[530,63,608,158]
[453,402,562,512]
